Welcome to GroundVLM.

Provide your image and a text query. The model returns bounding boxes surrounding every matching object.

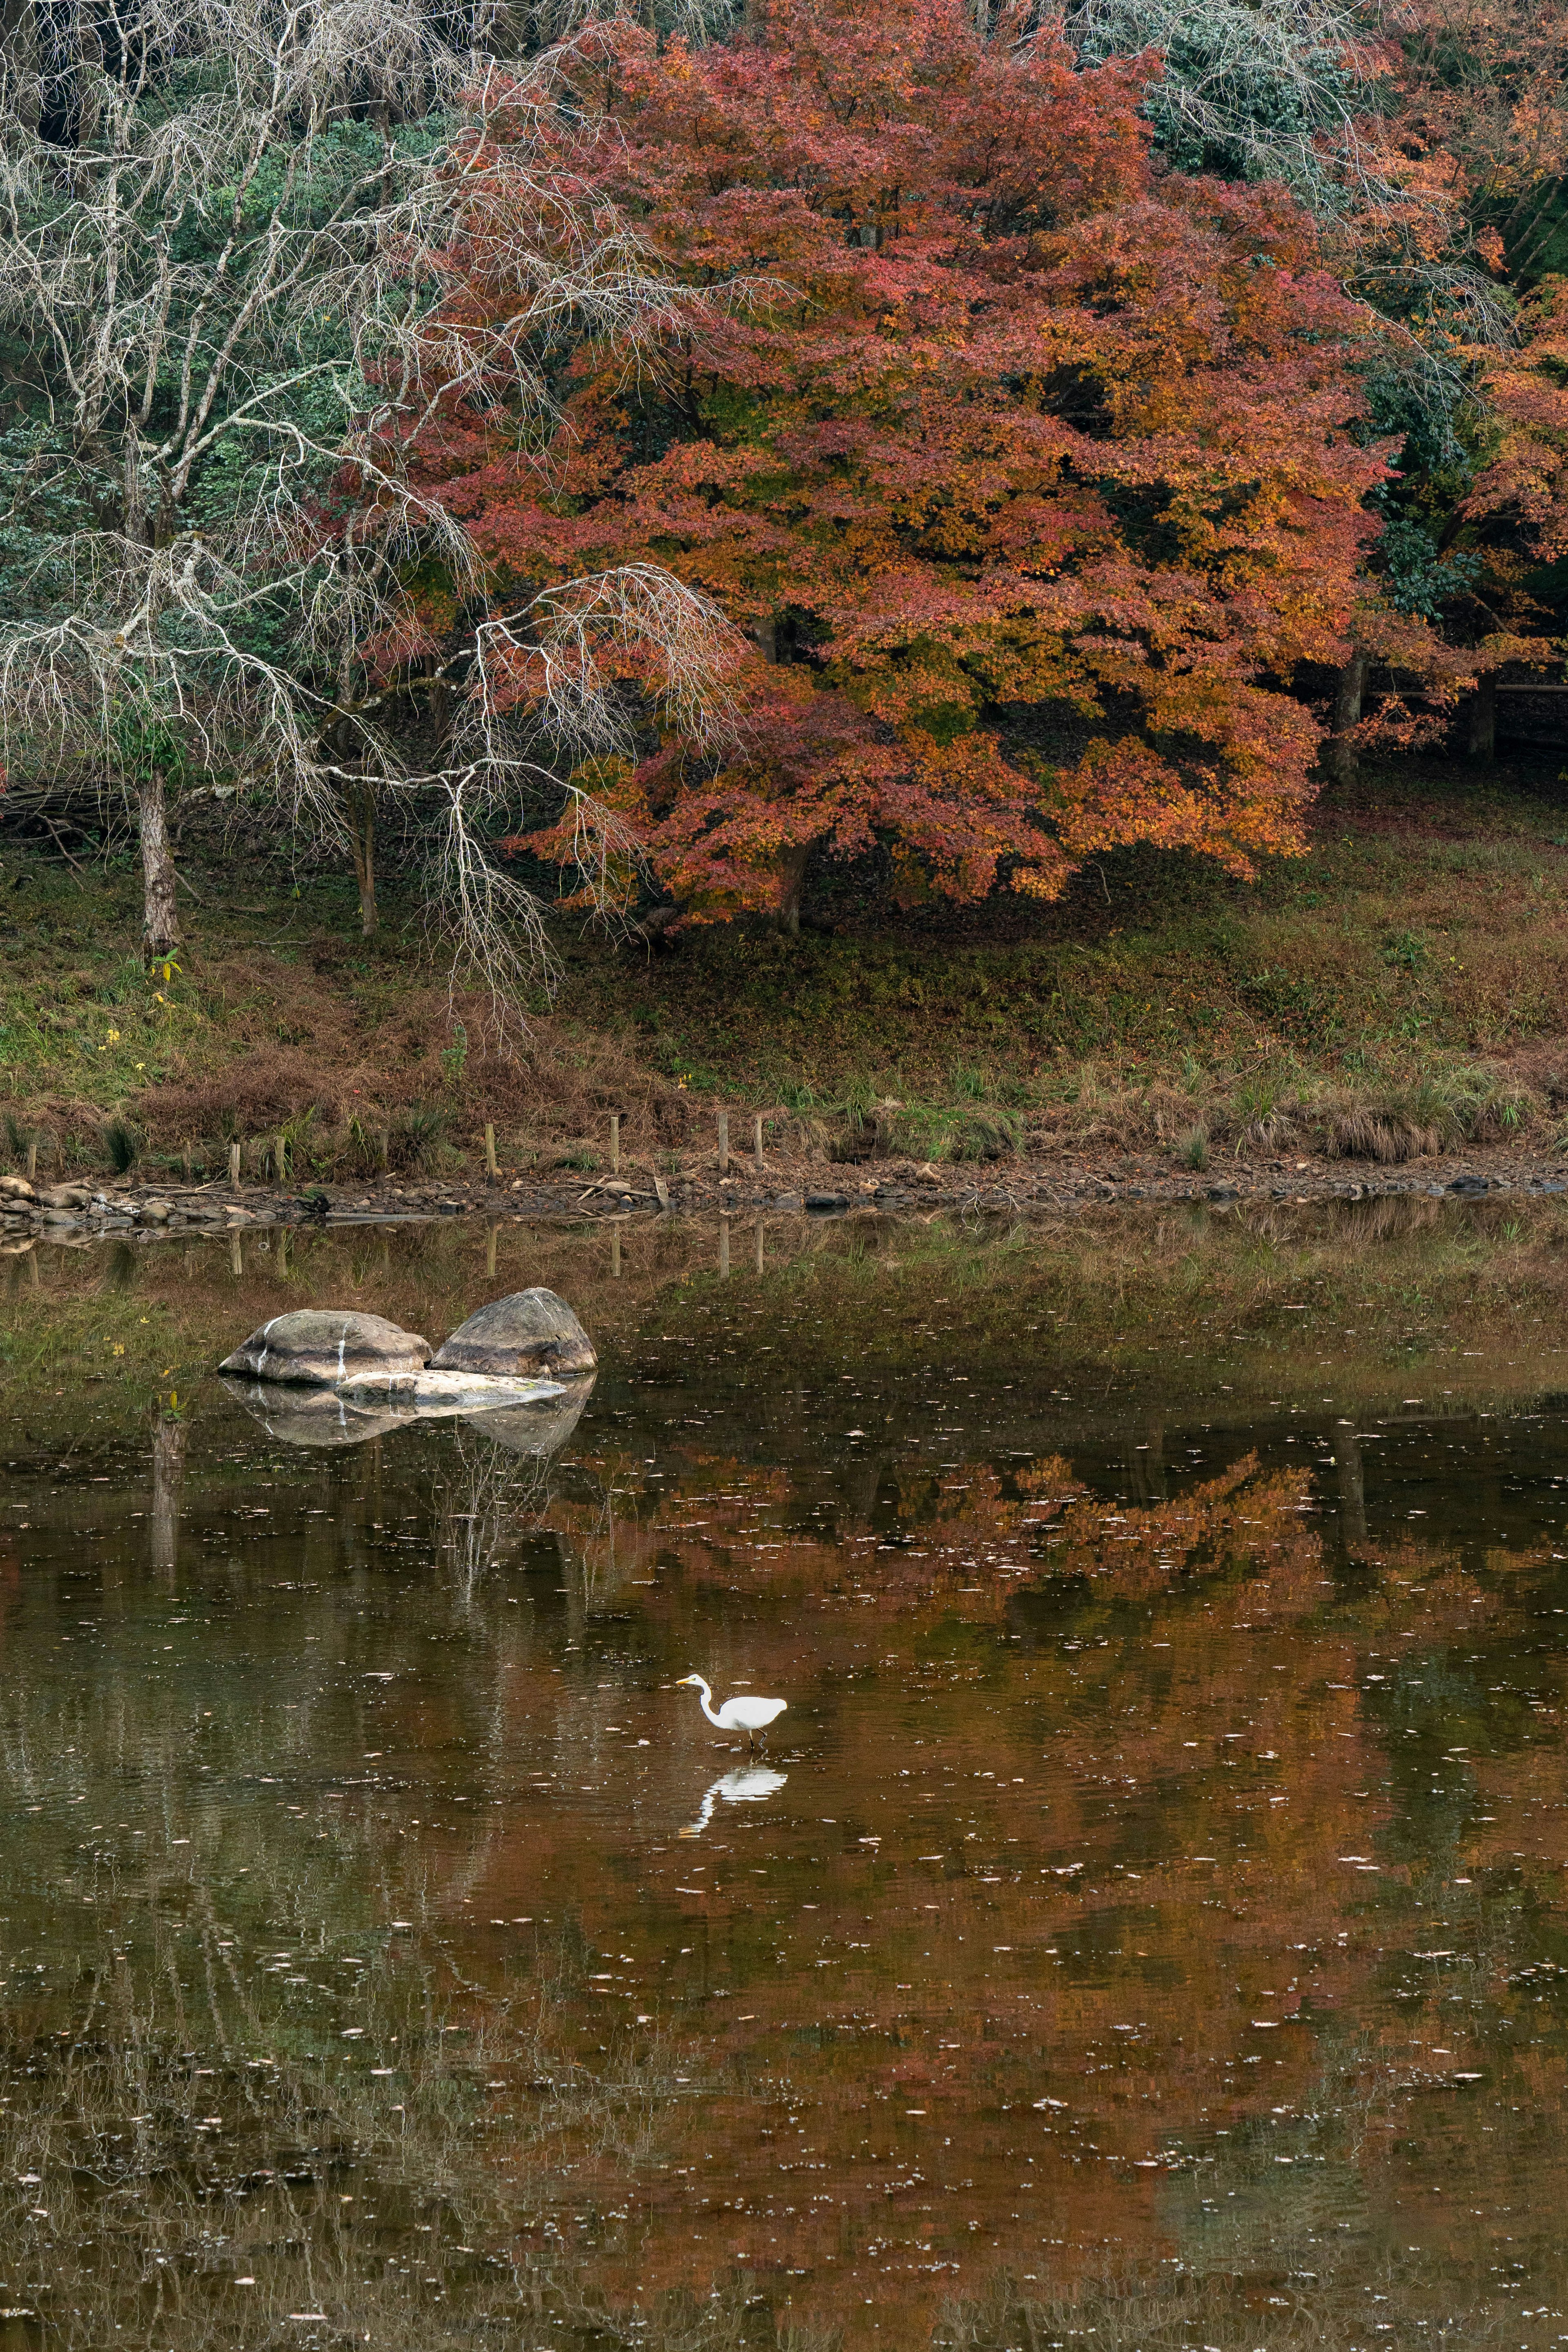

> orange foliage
[426,0,1385,927]
[1468,283,1568,568]
[1395,0,1568,276]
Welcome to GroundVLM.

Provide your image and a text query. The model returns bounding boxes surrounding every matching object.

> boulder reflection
[218,1374,414,1447]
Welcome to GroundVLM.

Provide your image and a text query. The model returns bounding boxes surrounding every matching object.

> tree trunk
[1322,651,1367,785]
[346,778,377,935]
[775,841,813,938]
[136,770,180,960]
[1466,673,1497,764]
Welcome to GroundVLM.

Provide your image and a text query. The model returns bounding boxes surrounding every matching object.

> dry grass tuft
[1326,1105,1450,1162]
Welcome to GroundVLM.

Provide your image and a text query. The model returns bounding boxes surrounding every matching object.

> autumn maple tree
[1059,0,1568,768]
[421,0,1388,931]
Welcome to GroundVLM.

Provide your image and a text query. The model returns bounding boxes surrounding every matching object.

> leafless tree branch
[0,0,744,1007]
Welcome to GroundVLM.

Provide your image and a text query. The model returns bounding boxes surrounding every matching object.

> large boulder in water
[218,1308,431,1387]
[431,1288,596,1379]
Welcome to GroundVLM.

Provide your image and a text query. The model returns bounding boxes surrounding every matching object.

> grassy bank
[3,753,1568,1186]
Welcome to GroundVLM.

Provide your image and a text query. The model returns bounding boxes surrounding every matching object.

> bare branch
[0,0,742,1011]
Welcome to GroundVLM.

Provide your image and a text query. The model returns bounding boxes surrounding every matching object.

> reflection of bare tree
[150,1413,187,1586]
[439,1427,550,1607]
[429,1411,653,1704]
[434,1386,598,1627]
[570,1474,631,1622]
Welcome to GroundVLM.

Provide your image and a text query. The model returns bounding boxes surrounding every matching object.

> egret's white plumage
[676,1673,787,1743]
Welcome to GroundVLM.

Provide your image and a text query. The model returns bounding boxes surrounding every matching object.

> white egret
[675,1673,787,1748]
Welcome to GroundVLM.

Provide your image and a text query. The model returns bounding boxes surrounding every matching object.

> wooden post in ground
[611,1224,622,1280]
[183,1141,193,1182]
[753,1113,765,1174]
[1467,674,1497,764]
[717,1110,730,1175]
[377,1129,389,1174]
[609,1114,621,1176]
[26,1138,37,1183]
[484,1121,499,1183]
[486,1223,498,1280]
[229,1140,242,1188]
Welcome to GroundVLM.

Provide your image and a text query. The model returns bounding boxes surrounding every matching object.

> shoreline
[7,1142,1568,1246]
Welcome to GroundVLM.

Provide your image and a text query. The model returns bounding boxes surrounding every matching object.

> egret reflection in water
[679,1764,788,1838]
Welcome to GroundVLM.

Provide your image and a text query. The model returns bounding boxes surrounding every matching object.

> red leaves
[432,0,1384,919]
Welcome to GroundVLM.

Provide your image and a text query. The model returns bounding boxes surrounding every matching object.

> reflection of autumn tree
[15,1256,1568,2347]
[1454,1553,1568,1890]
[487,1435,1546,2331]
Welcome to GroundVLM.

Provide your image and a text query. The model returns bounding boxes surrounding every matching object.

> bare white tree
[0,0,739,997]
[1065,0,1392,212]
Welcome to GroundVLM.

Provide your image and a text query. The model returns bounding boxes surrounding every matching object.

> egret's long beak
[675,1674,699,1687]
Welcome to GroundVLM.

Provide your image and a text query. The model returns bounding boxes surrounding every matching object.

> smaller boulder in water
[337,1368,565,1414]
[218,1309,431,1387]
[431,1288,596,1378]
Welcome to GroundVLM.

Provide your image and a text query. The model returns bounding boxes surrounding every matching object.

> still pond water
[6,1200,1568,2352]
